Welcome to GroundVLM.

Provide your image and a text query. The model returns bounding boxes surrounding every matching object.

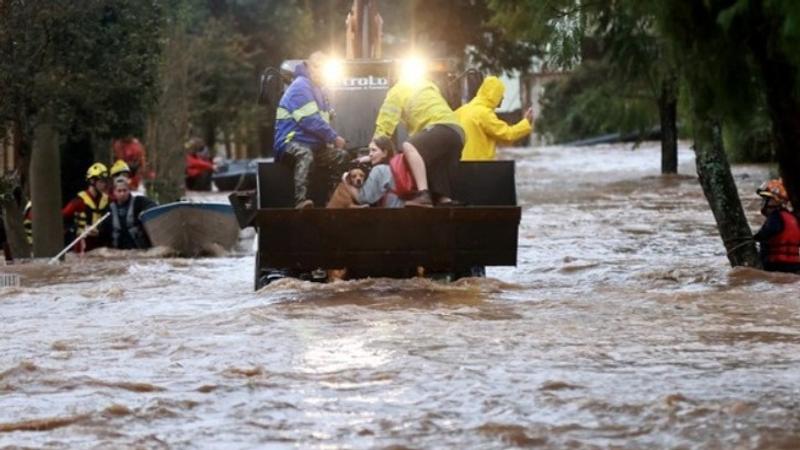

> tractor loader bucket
[231,160,521,289]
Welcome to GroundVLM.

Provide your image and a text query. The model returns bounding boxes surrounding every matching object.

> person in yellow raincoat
[373,76,465,207]
[456,76,533,161]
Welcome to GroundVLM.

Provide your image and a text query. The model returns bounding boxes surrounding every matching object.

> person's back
[374,80,461,139]
[456,76,533,161]
[184,138,215,191]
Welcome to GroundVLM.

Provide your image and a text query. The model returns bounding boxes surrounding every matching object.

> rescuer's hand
[334,136,346,149]
[524,107,534,123]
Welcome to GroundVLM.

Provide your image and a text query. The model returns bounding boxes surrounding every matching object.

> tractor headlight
[322,58,344,86]
[399,56,428,84]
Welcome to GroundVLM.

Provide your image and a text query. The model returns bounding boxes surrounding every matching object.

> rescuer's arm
[480,108,533,143]
[61,197,83,219]
[373,87,403,139]
[753,210,784,241]
[137,196,158,213]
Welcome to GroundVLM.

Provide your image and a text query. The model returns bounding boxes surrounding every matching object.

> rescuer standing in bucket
[274,51,348,209]
[456,76,534,161]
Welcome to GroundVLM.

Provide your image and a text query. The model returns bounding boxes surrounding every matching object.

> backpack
[389,154,417,199]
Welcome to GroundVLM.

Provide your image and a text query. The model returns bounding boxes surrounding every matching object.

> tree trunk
[693,117,760,268]
[746,4,800,211]
[0,189,30,259]
[30,119,64,257]
[659,75,678,174]
[145,28,190,204]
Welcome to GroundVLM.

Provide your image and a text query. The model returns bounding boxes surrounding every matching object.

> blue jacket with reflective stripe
[273,63,338,158]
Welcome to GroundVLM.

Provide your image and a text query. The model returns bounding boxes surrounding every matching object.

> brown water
[1,143,799,449]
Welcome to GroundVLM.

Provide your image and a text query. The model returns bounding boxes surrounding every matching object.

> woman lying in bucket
[345,136,416,208]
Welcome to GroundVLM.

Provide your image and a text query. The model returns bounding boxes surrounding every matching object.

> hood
[294,62,310,78]
[473,76,505,108]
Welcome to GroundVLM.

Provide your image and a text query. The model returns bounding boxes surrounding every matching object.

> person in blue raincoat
[274,51,348,209]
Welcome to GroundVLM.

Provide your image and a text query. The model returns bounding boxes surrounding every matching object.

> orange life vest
[767,210,800,264]
[76,190,109,234]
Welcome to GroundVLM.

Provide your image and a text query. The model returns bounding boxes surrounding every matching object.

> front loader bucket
[234,161,522,289]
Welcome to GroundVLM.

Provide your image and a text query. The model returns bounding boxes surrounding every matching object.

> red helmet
[756,178,789,205]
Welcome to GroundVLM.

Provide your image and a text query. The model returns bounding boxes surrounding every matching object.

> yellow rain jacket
[456,76,532,161]
[373,80,461,139]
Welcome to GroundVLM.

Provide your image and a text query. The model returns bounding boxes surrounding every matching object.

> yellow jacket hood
[472,76,505,109]
[455,76,532,161]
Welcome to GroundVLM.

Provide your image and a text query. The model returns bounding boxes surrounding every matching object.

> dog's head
[346,168,366,188]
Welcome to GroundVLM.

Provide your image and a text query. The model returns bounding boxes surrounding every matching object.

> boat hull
[140,202,239,257]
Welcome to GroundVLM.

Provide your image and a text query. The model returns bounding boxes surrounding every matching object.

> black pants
[280,142,349,204]
[408,125,463,199]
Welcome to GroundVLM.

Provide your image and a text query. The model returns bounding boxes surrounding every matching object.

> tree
[0,173,30,259]
[488,0,680,173]
[652,0,800,267]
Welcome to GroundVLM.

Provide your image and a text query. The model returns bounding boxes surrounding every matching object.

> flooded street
[2,143,799,449]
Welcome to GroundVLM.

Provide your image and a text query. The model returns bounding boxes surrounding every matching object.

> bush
[537,61,660,144]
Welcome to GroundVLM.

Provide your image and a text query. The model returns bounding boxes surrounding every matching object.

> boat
[139,201,240,257]
[212,159,259,191]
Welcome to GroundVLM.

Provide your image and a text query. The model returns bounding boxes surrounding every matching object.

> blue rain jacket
[273,63,338,158]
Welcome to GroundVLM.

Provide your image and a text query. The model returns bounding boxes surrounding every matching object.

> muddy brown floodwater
[1,142,799,449]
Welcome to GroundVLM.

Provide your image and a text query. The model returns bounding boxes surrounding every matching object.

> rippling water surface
[1,143,799,449]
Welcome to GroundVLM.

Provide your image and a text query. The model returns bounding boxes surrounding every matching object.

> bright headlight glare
[322,58,344,85]
[399,56,428,84]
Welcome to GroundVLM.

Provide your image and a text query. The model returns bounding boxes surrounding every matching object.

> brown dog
[326,168,367,208]
[326,168,367,282]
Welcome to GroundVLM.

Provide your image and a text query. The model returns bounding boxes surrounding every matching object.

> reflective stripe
[291,101,320,121]
[277,102,327,124]
[111,201,146,249]
[284,131,296,144]
[76,191,109,233]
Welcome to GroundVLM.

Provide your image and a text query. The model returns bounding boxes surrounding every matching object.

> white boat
[139,201,239,257]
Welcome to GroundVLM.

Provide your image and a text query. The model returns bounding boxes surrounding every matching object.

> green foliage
[652,1,800,165]
[488,0,675,144]
[0,0,163,141]
[187,18,256,141]
[537,61,659,143]
[167,0,312,149]
[722,113,775,164]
